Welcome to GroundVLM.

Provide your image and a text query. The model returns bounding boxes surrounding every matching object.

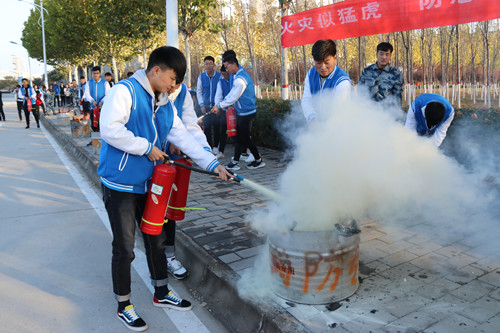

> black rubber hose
[169,159,241,182]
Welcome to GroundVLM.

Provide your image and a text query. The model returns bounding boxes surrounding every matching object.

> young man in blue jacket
[196,56,221,153]
[211,54,265,170]
[98,46,231,331]
[52,81,61,107]
[405,93,455,147]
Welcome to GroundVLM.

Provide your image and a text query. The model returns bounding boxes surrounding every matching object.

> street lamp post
[19,0,48,88]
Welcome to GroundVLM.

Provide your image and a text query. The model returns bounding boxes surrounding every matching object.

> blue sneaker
[117,304,148,331]
[153,290,193,311]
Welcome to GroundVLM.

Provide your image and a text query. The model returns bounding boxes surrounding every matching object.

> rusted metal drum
[269,228,360,304]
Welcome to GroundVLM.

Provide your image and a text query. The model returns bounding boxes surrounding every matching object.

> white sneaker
[245,153,255,163]
[215,152,224,159]
[167,257,188,280]
[213,147,219,155]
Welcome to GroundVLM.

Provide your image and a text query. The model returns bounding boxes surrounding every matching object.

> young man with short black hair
[20,78,38,128]
[358,42,404,106]
[196,56,221,153]
[301,39,352,123]
[84,66,110,132]
[404,93,455,147]
[99,46,231,331]
[105,72,114,87]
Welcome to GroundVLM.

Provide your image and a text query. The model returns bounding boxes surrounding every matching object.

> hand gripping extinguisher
[166,158,192,221]
[226,107,237,137]
[92,107,100,131]
[140,163,177,235]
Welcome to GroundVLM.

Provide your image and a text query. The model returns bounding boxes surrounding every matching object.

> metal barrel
[268,228,360,304]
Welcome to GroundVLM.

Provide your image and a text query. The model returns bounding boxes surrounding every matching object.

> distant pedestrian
[70,80,79,110]
[358,42,404,107]
[44,87,55,115]
[405,93,455,148]
[52,81,61,107]
[213,64,232,159]
[35,87,46,116]
[79,76,90,116]
[105,72,114,88]
[21,78,39,128]
[0,91,5,121]
[15,85,23,121]
[301,39,351,123]
[196,56,221,153]
[84,66,110,132]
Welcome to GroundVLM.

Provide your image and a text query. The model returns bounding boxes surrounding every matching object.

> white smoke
[252,89,499,249]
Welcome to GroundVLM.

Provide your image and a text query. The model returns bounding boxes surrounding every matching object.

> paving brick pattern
[47,113,500,332]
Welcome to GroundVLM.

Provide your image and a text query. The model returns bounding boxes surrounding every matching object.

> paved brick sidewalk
[43,113,500,332]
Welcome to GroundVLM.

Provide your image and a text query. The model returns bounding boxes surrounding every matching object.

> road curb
[40,115,308,333]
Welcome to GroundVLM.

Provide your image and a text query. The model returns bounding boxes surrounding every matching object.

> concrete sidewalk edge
[40,115,308,333]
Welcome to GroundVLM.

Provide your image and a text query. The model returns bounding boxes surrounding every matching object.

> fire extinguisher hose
[167,159,242,183]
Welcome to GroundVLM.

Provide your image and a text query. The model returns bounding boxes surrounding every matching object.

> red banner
[281,0,500,48]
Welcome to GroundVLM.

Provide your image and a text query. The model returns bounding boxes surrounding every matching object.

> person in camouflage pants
[44,87,56,115]
[358,42,403,107]
[70,80,81,113]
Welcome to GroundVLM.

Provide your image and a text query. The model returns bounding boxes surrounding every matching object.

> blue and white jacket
[217,67,256,116]
[405,93,455,147]
[19,86,36,104]
[166,83,210,158]
[98,70,219,194]
[196,71,221,108]
[301,66,352,122]
[84,78,109,104]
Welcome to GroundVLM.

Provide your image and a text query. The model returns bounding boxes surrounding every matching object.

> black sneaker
[117,304,148,332]
[247,159,265,169]
[226,161,240,171]
[153,290,193,311]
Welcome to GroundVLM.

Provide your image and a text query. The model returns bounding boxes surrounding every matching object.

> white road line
[41,123,210,333]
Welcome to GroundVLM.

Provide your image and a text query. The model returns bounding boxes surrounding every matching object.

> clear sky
[0,0,53,79]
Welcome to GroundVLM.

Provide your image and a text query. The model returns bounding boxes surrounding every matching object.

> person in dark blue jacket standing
[52,81,61,107]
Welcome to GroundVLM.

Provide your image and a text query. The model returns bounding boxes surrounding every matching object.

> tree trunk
[280,1,290,100]
[184,35,192,89]
[111,56,119,84]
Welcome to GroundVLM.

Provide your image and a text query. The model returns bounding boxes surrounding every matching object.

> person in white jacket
[98,46,231,332]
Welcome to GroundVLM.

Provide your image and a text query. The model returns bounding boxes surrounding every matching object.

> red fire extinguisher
[166,158,192,221]
[27,99,33,112]
[92,107,100,130]
[140,163,177,235]
[226,107,237,137]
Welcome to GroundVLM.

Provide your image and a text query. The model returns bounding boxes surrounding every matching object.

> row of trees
[22,0,500,93]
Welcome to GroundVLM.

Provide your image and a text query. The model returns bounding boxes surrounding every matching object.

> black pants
[162,219,176,258]
[17,101,23,120]
[233,113,260,162]
[217,110,227,153]
[102,185,169,301]
[0,105,5,121]
[37,103,46,115]
[203,113,219,149]
[54,95,60,107]
[23,102,39,128]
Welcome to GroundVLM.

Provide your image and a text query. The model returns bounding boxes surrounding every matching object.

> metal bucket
[269,226,360,304]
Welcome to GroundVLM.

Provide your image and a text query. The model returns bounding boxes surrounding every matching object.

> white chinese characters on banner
[318,12,336,28]
[281,22,294,36]
[362,2,382,20]
[420,0,442,10]
[451,0,472,3]
[298,17,314,32]
[338,7,358,24]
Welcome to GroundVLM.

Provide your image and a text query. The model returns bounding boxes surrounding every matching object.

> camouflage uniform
[70,85,80,109]
[44,90,55,115]
[358,63,403,106]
